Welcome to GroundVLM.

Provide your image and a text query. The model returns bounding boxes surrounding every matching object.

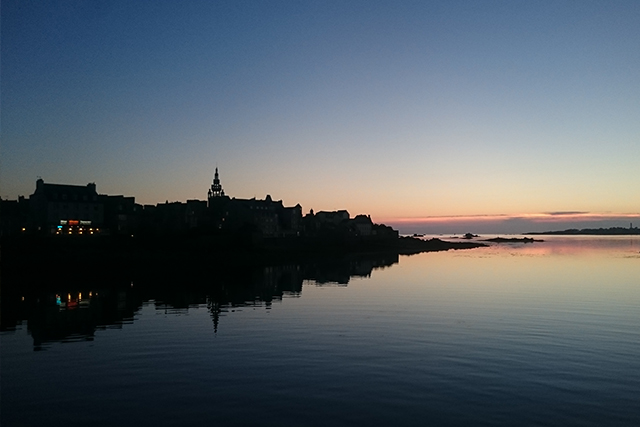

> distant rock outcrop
[525,227,639,235]
[483,237,542,243]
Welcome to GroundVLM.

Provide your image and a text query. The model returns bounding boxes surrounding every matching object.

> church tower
[208,167,225,202]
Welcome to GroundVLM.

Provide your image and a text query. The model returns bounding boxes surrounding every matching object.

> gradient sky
[2,0,639,233]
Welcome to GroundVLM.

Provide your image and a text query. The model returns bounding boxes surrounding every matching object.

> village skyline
[4,172,639,235]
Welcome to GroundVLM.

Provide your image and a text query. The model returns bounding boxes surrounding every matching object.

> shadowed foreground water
[2,236,639,426]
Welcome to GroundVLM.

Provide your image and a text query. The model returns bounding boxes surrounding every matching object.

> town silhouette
[1,170,483,263]
[1,170,484,347]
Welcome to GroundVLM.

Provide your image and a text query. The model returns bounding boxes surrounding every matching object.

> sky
[2,0,639,233]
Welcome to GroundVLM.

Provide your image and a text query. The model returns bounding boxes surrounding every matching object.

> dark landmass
[525,227,640,235]
[483,237,543,243]
[2,238,484,292]
[395,236,485,254]
[0,234,485,286]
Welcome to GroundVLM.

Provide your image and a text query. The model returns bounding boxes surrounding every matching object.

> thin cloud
[544,211,589,216]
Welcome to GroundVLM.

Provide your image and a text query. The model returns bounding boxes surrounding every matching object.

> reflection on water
[2,237,639,427]
[1,253,399,348]
[428,233,640,255]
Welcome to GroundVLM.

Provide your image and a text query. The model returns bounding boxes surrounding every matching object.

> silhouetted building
[220,195,301,237]
[28,179,103,235]
[22,179,143,236]
[0,196,29,236]
[205,169,301,237]
[6,171,397,240]
[100,195,143,235]
[302,209,398,241]
[351,214,373,236]
[206,169,232,230]
[316,210,350,225]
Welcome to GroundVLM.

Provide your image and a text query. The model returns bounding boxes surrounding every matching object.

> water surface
[2,236,639,426]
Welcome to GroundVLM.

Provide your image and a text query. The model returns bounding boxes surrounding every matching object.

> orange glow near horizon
[380,212,640,224]
[375,211,640,234]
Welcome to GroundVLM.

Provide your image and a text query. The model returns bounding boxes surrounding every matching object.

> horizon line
[379,212,640,224]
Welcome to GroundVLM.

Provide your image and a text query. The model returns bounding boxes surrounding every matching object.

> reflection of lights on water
[79,292,82,301]
[89,291,93,297]
[21,296,25,301]
[68,293,71,301]
[131,281,134,287]
[56,295,61,305]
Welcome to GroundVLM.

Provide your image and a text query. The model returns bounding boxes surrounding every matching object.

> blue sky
[2,0,639,233]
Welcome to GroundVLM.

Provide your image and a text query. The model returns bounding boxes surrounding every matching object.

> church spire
[208,167,225,200]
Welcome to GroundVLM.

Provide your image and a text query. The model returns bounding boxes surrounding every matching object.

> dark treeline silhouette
[1,252,398,349]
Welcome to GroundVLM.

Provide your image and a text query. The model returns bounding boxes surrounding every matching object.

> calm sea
[2,236,639,426]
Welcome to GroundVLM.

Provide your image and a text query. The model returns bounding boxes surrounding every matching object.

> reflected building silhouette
[2,254,398,347]
[302,253,398,285]
[15,284,144,351]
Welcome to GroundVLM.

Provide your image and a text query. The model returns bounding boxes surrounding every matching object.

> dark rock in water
[525,227,640,235]
[483,237,543,243]
[463,233,478,239]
